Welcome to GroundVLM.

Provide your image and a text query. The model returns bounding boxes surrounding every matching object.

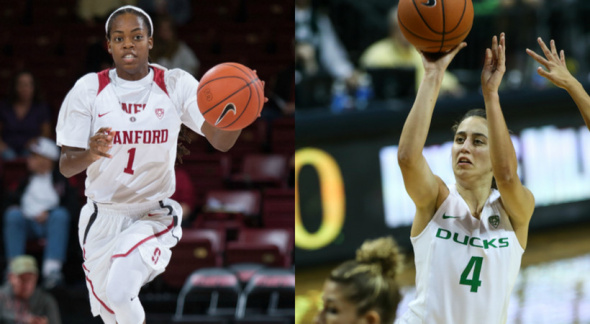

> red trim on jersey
[111,222,175,259]
[97,69,111,96]
[85,275,115,314]
[152,66,169,97]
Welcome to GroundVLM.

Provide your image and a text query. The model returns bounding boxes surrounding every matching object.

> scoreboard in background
[380,125,590,228]
[296,88,590,267]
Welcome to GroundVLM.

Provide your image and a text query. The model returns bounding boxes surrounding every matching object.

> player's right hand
[89,127,113,160]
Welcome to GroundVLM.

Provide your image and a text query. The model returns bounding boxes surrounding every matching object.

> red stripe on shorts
[85,275,114,314]
[111,222,175,259]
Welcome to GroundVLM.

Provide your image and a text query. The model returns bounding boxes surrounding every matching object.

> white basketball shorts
[78,198,183,316]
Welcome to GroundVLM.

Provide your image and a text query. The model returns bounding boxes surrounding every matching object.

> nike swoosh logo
[442,214,459,219]
[215,103,236,125]
[422,0,436,6]
[98,111,112,118]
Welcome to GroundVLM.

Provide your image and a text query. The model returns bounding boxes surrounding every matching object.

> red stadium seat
[193,189,261,238]
[228,263,266,285]
[230,154,288,188]
[225,228,292,268]
[178,153,231,207]
[1,158,29,192]
[162,229,226,289]
[235,268,294,323]
[262,188,294,229]
[270,117,294,156]
[174,268,241,323]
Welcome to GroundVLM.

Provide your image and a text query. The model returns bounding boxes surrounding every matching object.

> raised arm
[526,37,590,130]
[59,127,113,178]
[482,33,534,247]
[397,43,465,236]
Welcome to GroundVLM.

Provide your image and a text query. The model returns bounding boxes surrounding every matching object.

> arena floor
[296,220,590,324]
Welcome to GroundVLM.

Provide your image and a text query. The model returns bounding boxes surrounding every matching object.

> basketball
[397,0,474,53]
[197,63,264,131]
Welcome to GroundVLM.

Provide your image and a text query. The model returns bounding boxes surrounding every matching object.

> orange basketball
[197,63,264,131]
[397,0,474,53]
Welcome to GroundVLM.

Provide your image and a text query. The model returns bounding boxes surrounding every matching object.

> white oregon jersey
[398,184,524,324]
[56,64,205,204]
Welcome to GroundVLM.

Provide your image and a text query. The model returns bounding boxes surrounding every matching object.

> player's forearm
[398,71,443,163]
[565,80,590,130]
[202,122,242,152]
[484,92,518,182]
[59,148,98,178]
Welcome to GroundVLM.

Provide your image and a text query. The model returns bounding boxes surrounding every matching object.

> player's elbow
[397,149,417,168]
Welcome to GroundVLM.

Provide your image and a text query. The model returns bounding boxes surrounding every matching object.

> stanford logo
[152,247,161,264]
[155,108,164,119]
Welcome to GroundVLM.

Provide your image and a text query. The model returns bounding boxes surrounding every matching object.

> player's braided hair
[176,125,192,164]
[329,236,403,323]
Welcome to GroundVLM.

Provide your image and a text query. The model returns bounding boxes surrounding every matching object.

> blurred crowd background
[296,1,590,324]
[0,1,294,323]
[296,0,590,112]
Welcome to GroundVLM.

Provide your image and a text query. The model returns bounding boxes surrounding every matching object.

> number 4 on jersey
[460,256,483,292]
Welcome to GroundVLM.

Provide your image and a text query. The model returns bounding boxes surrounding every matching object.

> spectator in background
[0,71,52,160]
[138,0,191,25]
[359,6,464,97]
[151,15,199,76]
[0,255,61,324]
[77,0,137,25]
[3,138,74,290]
[295,0,358,88]
[314,236,403,324]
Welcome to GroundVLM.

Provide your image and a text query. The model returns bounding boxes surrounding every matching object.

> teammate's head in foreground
[450,108,495,189]
[105,5,154,80]
[314,236,403,324]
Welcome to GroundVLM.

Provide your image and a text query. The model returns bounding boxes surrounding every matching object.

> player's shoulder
[151,64,197,93]
[72,70,111,93]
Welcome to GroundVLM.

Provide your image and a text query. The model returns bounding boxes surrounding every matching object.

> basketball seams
[439,0,445,52]
[409,0,440,35]
[220,82,254,129]
[197,62,263,130]
[200,80,251,116]
[400,0,473,53]
[445,0,468,34]
[197,76,249,95]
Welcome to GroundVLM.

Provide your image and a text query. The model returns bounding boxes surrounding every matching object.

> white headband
[105,5,153,36]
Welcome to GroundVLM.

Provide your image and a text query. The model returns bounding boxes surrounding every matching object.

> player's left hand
[481,33,506,95]
[526,37,575,90]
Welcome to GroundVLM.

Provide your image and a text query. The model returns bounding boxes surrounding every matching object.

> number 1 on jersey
[460,256,483,292]
[123,148,136,175]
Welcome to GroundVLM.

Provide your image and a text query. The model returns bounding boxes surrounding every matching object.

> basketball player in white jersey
[526,37,590,131]
[55,6,265,324]
[396,33,535,324]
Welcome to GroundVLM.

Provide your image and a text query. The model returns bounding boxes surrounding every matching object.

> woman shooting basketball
[396,33,534,324]
[55,5,265,324]
[526,37,590,131]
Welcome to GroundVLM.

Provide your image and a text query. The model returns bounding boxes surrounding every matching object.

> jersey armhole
[411,188,453,241]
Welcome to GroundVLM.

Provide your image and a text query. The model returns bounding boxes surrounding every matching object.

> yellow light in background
[295,148,345,250]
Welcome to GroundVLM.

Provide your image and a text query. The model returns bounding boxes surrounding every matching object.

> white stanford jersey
[56,65,205,204]
[398,184,524,324]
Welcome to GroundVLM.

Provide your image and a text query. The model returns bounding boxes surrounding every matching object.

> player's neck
[115,66,150,81]
[455,183,492,218]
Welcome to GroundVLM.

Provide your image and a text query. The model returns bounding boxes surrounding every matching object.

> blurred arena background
[295,0,590,323]
[0,0,294,323]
